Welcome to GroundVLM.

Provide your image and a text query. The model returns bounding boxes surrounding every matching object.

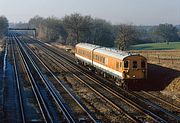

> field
[131,50,180,66]
[130,42,180,50]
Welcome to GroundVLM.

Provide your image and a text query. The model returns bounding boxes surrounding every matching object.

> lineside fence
[131,50,180,65]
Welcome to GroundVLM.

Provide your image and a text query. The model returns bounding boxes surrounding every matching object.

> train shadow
[128,63,180,91]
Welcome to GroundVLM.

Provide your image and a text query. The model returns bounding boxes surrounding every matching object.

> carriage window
[95,55,97,60]
[120,62,122,68]
[141,61,146,68]
[102,57,105,64]
[97,56,99,61]
[124,61,128,68]
[105,58,108,65]
[116,62,119,69]
[100,57,102,62]
[133,61,137,68]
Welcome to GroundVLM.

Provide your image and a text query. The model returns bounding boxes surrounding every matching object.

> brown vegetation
[50,42,75,53]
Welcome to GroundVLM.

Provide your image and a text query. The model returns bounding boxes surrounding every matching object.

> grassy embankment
[130,42,180,50]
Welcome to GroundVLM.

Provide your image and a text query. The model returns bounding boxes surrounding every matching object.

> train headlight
[125,70,129,74]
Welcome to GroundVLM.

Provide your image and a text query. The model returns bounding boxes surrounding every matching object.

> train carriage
[75,43,147,87]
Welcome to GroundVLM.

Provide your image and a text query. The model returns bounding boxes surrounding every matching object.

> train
[75,43,147,88]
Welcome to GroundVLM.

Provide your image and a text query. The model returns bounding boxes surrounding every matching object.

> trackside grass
[130,42,180,50]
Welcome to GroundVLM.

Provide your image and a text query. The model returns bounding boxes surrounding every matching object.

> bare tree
[0,16,8,38]
[115,24,138,50]
[29,16,67,42]
[91,19,114,47]
[63,13,93,44]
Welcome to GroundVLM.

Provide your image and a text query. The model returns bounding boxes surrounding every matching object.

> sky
[0,0,179,25]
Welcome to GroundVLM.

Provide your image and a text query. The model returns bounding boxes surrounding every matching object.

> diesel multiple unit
[75,43,147,86]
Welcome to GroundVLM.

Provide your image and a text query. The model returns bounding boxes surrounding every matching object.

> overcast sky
[0,0,179,25]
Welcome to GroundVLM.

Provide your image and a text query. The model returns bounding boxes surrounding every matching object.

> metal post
[34,29,36,38]
[158,54,160,63]
[171,56,173,64]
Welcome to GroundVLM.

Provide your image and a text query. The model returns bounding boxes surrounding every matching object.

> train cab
[122,55,147,80]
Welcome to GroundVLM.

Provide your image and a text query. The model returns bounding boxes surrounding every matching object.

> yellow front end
[122,56,147,80]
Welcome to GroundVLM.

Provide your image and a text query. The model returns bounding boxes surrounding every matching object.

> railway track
[23,37,174,122]
[147,91,180,108]
[13,33,100,122]
[21,36,140,122]
[2,36,21,122]
[25,36,180,123]
[15,35,75,122]
[26,42,139,122]
[10,35,25,123]
[47,43,180,108]
[10,35,49,122]
[11,34,68,122]
[135,91,180,116]
[10,34,54,122]
[9,33,179,122]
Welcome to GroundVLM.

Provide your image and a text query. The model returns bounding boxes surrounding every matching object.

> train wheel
[115,82,122,86]
[88,67,91,71]
[94,70,98,74]
[115,79,122,86]
[113,76,116,80]
[91,68,95,73]
[76,59,79,64]
[122,83,128,90]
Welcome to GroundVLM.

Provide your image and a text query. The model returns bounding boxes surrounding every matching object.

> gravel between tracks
[65,76,125,122]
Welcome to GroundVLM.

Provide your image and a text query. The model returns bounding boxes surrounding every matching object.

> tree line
[12,13,180,50]
[27,14,115,47]
[0,16,8,38]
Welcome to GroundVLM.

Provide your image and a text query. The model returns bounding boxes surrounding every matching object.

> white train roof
[76,43,139,60]
[76,43,100,50]
[94,47,131,59]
